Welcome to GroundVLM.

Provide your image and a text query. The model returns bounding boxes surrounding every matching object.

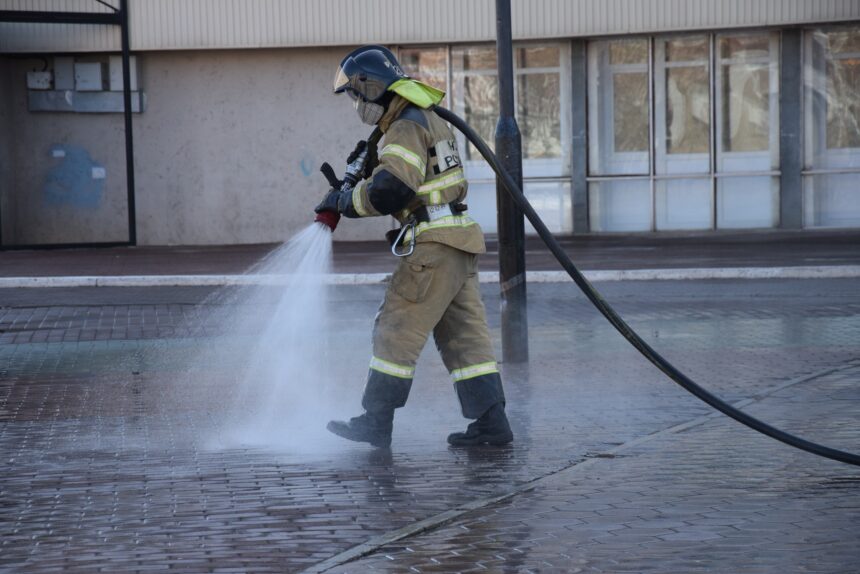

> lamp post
[494,0,529,363]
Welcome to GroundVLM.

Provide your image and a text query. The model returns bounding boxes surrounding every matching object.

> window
[449,43,569,176]
[588,38,650,176]
[516,45,563,160]
[804,26,860,228]
[719,35,772,153]
[588,32,780,232]
[398,47,448,100]
[401,43,571,234]
[450,45,499,163]
[661,36,710,156]
[824,29,860,150]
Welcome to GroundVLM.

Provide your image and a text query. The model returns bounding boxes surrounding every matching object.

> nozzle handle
[320,162,341,189]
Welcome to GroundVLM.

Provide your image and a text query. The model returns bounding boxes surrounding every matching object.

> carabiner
[391,221,416,257]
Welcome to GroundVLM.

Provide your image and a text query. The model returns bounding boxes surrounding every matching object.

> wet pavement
[1,278,859,572]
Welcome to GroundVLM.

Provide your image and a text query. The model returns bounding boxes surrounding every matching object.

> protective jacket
[339,95,486,255]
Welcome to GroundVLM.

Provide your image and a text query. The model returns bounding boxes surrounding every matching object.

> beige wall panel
[2,0,859,53]
[1,48,392,245]
[132,48,390,245]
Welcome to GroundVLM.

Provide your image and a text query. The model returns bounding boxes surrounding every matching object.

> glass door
[654,35,712,230]
[714,32,780,228]
[804,27,860,227]
[587,38,652,231]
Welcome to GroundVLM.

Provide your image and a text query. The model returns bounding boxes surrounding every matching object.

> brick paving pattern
[0,279,858,573]
[341,366,860,573]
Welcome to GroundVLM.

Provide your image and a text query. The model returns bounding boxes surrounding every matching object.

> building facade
[1,0,858,246]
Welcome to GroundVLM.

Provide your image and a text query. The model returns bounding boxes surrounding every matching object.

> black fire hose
[432,105,860,467]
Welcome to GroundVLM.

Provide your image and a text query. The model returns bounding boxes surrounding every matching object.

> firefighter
[315,45,513,448]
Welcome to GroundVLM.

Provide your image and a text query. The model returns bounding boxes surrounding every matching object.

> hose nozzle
[314,210,340,232]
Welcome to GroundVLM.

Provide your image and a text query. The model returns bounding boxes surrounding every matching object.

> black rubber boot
[447,402,513,446]
[449,372,512,447]
[327,368,411,448]
[327,411,393,448]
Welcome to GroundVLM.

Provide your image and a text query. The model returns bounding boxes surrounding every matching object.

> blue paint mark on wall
[299,150,315,177]
[44,145,104,209]
[299,159,314,177]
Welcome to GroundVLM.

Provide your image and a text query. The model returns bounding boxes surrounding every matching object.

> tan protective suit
[342,95,506,419]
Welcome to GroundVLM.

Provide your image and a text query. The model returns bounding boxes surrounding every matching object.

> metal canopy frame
[0,0,137,250]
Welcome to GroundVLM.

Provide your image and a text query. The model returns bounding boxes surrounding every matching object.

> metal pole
[779,29,803,229]
[494,0,528,363]
[120,0,137,245]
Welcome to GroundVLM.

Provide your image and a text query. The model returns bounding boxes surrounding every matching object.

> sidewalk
[1,228,859,285]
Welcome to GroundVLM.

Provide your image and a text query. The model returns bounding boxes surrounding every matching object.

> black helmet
[333,45,409,102]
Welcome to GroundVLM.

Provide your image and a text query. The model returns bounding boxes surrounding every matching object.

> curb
[0,265,859,288]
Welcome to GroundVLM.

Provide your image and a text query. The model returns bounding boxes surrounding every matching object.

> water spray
[430,104,859,467]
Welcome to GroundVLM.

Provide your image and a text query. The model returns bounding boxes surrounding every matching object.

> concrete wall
[0,58,13,244]
[2,55,137,245]
[2,47,392,245]
[2,56,129,244]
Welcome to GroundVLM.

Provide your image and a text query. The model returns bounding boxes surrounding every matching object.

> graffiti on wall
[299,149,315,177]
[44,145,105,209]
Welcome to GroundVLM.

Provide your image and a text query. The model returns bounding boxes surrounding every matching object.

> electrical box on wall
[54,57,75,90]
[28,54,145,114]
[74,62,105,91]
[26,71,53,90]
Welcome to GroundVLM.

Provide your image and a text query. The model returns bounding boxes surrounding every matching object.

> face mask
[354,98,385,125]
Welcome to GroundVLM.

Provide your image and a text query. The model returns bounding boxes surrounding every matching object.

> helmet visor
[333,57,389,102]
[333,66,352,95]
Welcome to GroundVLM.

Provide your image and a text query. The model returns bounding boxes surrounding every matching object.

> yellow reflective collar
[388,78,445,109]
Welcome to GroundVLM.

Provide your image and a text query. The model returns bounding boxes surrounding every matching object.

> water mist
[165,223,350,453]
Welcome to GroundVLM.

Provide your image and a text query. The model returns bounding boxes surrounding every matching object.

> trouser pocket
[391,255,435,303]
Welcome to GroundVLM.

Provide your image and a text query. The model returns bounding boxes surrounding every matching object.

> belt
[387,202,468,257]
[413,201,467,223]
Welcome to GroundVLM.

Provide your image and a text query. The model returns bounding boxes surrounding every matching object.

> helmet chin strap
[354,98,385,125]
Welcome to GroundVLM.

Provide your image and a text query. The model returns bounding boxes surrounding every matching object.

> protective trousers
[361,242,505,418]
